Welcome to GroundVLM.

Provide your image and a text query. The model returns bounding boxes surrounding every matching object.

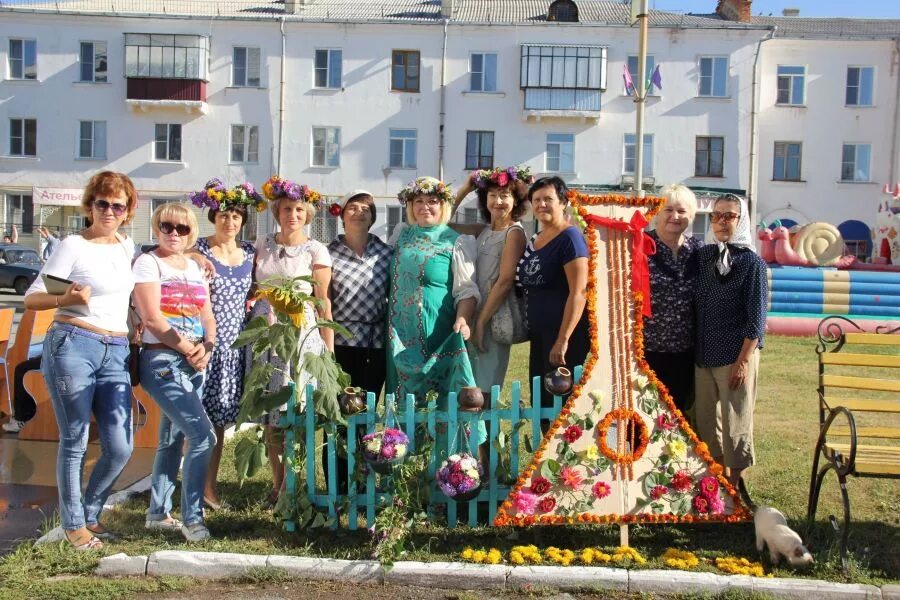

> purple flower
[286,183,301,200]
[438,482,455,496]
[209,200,219,211]
[507,166,518,179]
[448,472,465,487]
[380,445,396,459]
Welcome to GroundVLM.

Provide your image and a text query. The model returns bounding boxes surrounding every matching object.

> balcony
[126,78,207,113]
[123,33,209,114]
[520,44,607,122]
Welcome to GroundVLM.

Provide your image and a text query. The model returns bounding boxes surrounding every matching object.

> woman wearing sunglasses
[132,202,217,542]
[693,194,767,501]
[24,171,139,551]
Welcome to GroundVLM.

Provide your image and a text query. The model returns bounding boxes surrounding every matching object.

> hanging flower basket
[362,427,409,475]
[436,453,483,502]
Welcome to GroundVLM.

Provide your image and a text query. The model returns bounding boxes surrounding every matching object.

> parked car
[0,244,42,294]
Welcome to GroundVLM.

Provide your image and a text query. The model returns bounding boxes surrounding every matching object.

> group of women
[23,169,764,550]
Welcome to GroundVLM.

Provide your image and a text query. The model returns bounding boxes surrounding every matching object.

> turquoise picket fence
[282,366,582,531]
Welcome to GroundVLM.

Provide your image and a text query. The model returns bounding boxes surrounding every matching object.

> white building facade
[0,0,897,255]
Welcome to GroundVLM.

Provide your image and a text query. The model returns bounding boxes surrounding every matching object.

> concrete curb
[95,551,894,599]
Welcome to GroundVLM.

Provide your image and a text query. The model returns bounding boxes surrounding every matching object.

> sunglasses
[92,199,128,216]
[710,212,740,224]
[159,221,192,236]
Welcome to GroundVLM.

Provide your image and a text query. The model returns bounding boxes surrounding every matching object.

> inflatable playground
[762,185,900,336]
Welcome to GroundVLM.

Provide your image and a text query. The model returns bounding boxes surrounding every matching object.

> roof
[1,0,896,38]
[0,0,757,28]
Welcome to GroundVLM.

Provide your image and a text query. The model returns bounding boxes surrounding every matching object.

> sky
[650,0,900,19]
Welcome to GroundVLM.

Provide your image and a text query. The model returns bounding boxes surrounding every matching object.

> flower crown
[397,176,453,206]
[471,165,533,190]
[188,178,268,213]
[262,176,324,209]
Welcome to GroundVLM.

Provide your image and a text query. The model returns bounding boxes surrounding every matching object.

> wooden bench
[807,316,900,568]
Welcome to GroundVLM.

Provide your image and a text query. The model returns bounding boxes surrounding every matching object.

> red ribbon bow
[583,210,657,318]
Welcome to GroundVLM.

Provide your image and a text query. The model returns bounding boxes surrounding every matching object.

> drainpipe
[438,17,449,180]
[277,16,287,176]
[889,37,900,184]
[747,25,776,223]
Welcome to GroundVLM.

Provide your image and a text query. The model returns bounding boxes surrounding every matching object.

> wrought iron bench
[807,316,900,568]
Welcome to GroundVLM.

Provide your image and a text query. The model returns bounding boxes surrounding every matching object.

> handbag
[490,290,528,345]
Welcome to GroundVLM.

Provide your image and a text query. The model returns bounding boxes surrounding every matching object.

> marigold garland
[595,408,649,465]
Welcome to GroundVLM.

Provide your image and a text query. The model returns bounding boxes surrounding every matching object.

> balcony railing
[126,77,207,113]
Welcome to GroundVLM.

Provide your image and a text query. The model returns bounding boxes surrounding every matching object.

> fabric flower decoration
[530,476,551,495]
[537,496,556,513]
[667,439,688,460]
[592,480,612,499]
[650,485,668,500]
[514,490,538,515]
[559,466,583,490]
[671,470,693,492]
[562,424,582,443]
[699,476,719,497]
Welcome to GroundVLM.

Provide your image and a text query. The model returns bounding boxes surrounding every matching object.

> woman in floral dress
[253,176,332,507]
[188,179,261,510]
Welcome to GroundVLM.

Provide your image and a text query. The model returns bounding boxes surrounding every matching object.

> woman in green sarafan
[386,176,486,449]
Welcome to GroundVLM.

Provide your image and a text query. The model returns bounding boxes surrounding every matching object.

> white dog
[754,506,814,567]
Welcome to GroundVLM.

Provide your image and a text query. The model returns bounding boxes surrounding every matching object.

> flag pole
[633,0,650,200]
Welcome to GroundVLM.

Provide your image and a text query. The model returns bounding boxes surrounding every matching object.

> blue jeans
[42,323,133,531]
[140,348,215,526]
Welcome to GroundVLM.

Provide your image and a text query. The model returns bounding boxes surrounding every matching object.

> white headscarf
[709,195,754,276]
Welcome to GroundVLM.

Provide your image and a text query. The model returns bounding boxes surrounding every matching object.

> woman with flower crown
[452,166,531,396]
[387,176,485,454]
[187,178,262,510]
[253,176,333,508]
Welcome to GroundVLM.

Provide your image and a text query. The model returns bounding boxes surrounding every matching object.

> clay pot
[338,387,366,417]
[543,366,573,397]
[457,386,485,412]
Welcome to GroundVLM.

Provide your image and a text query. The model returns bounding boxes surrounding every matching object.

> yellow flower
[472,550,486,563]
[256,202,267,213]
[259,287,307,328]
[715,556,768,577]
[662,548,699,569]
[667,439,688,460]
[461,547,474,560]
[584,445,599,461]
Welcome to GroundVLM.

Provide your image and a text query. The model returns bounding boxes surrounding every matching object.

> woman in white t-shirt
[132,202,217,542]
[253,176,333,508]
[24,171,138,551]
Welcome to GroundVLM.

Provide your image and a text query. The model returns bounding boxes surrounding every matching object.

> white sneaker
[145,517,183,531]
[2,419,25,433]
[181,522,210,542]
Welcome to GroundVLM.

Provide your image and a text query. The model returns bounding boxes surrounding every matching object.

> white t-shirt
[132,252,209,344]
[26,234,136,332]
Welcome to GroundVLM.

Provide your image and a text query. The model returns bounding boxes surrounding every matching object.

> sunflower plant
[232,275,352,484]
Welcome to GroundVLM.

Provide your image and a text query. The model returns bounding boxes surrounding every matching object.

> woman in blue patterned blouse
[644,184,703,414]
[694,194,767,491]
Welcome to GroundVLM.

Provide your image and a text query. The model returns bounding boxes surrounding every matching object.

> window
[773,142,802,181]
[125,34,208,79]
[389,129,417,169]
[623,134,653,176]
[79,42,107,83]
[520,45,606,111]
[695,136,724,177]
[312,127,340,167]
[626,55,655,95]
[845,240,868,261]
[469,53,497,92]
[691,213,710,240]
[154,123,182,161]
[699,56,727,97]
[846,66,874,107]
[465,130,494,170]
[386,206,402,240]
[310,206,339,244]
[8,39,36,80]
[314,49,342,89]
[9,118,36,156]
[391,50,420,92]
[841,143,871,182]
[5,194,34,234]
[230,125,259,163]
[78,120,106,159]
[232,47,260,87]
[776,65,805,105]
[548,0,579,22]
[546,133,574,172]
[461,208,481,224]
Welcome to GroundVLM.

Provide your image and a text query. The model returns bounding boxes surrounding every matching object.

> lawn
[0,335,897,600]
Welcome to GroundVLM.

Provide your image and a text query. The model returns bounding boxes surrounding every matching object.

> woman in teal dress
[386,176,486,450]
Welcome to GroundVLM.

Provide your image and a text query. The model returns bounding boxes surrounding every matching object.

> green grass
[1,336,897,600]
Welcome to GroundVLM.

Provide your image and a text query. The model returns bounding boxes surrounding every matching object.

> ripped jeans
[140,348,215,526]
[42,323,133,531]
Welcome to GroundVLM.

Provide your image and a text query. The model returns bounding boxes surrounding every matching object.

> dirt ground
[139,579,637,600]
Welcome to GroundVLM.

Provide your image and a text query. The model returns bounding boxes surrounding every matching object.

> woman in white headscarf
[693,194,767,498]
